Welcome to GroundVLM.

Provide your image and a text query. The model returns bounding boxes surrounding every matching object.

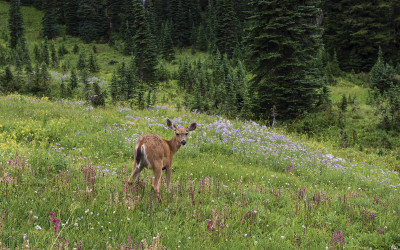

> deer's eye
[185,133,188,136]
[176,133,180,136]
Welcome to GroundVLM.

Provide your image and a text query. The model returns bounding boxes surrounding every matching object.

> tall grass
[1,94,399,249]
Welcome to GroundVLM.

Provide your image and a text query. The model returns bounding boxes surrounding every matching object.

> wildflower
[8,160,12,164]
[35,225,42,230]
[330,230,345,248]
[281,236,285,239]
[254,241,258,245]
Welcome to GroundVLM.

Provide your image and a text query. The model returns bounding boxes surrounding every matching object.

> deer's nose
[181,140,186,145]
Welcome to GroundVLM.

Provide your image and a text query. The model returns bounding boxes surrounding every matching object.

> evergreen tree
[39,63,50,96]
[323,0,399,72]
[125,58,138,100]
[40,38,50,66]
[88,53,99,73]
[60,80,66,98]
[370,47,395,94]
[247,0,324,120]
[161,21,175,61]
[2,66,14,91]
[78,0,108,42]
[216,0,237,58]
[73,44,79,54]
[69,69,78,92]
[80,68,90,100]
[340,94,348,112]
[106,0,125,35]
[41,0,58,39]
[8,0,25,49]
[33,44,41,63]
[110,70,119,103]
[90,81,105,107]
[50,41,57,68]
[132,0,158,84]
[77,52,86,71]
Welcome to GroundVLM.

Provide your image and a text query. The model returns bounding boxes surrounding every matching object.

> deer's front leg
[151,161,163,203]
[165,165,172,192]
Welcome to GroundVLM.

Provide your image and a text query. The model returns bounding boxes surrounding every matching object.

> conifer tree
[370,47,395,94]
[77,53,86,71]
[247,0,324,120]
[60,80,66,98]
[42,0,58,39]
[50,42,57,68]
[132,0,158,84]
[216,0,237,58]
[42,38,49,66]
[8,0,25,49]
[110,70,119,103]
[64,0,79,36]
[78,0,108,42]
[161,21,175,62]
[69,69,78,92]
[91,81,105,107]
[40,63,50,96]
[88,53,99,73]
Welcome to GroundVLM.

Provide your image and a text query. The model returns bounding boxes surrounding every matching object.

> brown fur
[127,118,197,202]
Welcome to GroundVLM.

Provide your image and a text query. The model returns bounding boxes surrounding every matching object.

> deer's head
[167,118,197,146]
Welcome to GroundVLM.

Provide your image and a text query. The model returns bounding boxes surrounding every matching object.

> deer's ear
[166,118,177,131]
[187,123,197,132]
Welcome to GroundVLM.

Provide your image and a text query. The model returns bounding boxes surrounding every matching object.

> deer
[127,118,197,202]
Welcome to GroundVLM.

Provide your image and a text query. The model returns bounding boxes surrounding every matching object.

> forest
[1,0,400,161]
[2,1,400,248]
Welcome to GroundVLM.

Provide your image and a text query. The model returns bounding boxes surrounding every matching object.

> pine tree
[42,38,49,66]
[88,53,99,73]
[60,80,66,98]
[161,21,175,61]
[40,63,50,96]
[77,52,86,71]
[106,0,125,35]
[125,58,138,100]
[50,41,57,68]
[42,0,58,39]
[73,44,79,54]
[8,0,25,49]
[370,47,395,94]
[91,81,105,107]
[216,0,237,58]
[247,0,324,120]
[110,70,119,103]
[132,0,158,84]
[69,69,78,93]
[78,0,108,42]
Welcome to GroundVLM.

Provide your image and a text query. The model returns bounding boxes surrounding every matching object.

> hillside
[1,94,400,248]
[1,1,400,248]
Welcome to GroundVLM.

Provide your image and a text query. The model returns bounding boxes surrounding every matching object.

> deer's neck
[166,136,180,155]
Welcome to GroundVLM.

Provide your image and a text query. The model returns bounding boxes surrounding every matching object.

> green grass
[1,94,399,249]
[1,2,400,248]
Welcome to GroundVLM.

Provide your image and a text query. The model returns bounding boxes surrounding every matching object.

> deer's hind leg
[151,160,163,203]
[128,145,144,185]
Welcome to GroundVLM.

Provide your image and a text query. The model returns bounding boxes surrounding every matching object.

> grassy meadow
[1,94,400,249]
[1,1,400,249]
